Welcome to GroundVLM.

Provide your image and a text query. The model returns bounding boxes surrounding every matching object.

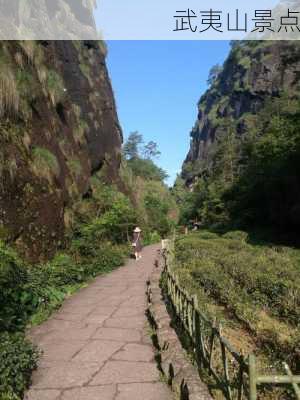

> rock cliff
[182,41,300,184]
[0,40,122,261]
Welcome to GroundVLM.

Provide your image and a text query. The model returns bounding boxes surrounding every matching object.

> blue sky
[106,41,231,185]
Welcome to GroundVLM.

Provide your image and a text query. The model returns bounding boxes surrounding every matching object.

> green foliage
[144,193,171,236]
[222,230,249,242]
[0,333,39,399]
[174,232,300,369]
[123,131,143,160]
[74,193,137,244]
[0,242,29,332]
[142,231,161,246]
[226,97,300,230]
[127,158,168,182]
[179,96,300,234]
[142,141,161,159]
[121,132,177,236]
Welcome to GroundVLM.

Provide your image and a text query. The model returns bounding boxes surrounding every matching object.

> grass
[173,230,300,374]
[0,66,19,118]
[46,70,65,105]
[67,158,83,178]
[74,119,89,146]
[31,147,60,183]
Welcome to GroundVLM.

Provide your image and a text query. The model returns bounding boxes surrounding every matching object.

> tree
[207,64,223,86]
[123,131,143,160]
[128,158,168,182]
[143,141,161,160]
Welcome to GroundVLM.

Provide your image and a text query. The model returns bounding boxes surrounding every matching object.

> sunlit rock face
[0,39,122,261]
[182,41,300,185]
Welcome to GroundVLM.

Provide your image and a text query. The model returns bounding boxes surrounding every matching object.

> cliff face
[0,40,122,261]
[183,41,300,183]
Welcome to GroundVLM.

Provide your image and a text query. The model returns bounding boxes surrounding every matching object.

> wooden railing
[161,240,300,400]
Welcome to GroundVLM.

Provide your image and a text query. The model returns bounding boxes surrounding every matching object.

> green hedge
[0,333,39,399]
[174,231,300,369]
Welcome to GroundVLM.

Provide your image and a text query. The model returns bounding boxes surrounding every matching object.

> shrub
[0,242,28,332]
[0,332,39,399]
[143,231,161,246]
[173,231,300,368]
[222,230,249,242]
[195,230,219,240]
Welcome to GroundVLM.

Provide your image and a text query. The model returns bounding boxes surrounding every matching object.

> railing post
[283,363,300,400]
[193,295,202,368]
[249,354,257,400]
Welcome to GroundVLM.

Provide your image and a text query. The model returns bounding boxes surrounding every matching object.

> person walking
[132,227,143,260]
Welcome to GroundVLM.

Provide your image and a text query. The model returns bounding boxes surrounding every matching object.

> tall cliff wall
[0,40,122,261]
[183,41,300,183]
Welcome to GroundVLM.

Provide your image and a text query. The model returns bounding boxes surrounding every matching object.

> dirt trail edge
[25,244,172,400]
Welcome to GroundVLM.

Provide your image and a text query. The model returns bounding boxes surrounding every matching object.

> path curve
[25,245,172,400]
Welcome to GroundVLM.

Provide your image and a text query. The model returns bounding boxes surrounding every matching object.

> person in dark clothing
[132,227,142,260]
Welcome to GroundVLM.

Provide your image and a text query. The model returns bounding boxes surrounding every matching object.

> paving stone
[25,389,61,400]
[116,383,171,400]
[59,304,97,314]
[92,327,141,342]
[88,306,117,316]
[112,344,154,362]
[83,314,108,325]
[121,296,146,308]
[113,307,145,318]
[38,341,86,361]
[104,317,145,329]
[61,385,116,400]
[53,311,91,322]
[73,340,124,363]
[38,325,98,344]
[97,297,124,307]
[90,361,159,385]
[32,362,100,389]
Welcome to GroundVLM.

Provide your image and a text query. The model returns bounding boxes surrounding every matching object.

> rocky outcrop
[0,40,122,261]
[182,41,300,184]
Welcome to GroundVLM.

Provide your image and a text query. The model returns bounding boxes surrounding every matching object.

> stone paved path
[25,245,172,400]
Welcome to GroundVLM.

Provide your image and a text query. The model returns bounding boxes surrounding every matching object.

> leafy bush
[0,242,29,332]
[143,231,161,246]
[144,194,172,237]
[195,230,219,240]
[0,333,39,399]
